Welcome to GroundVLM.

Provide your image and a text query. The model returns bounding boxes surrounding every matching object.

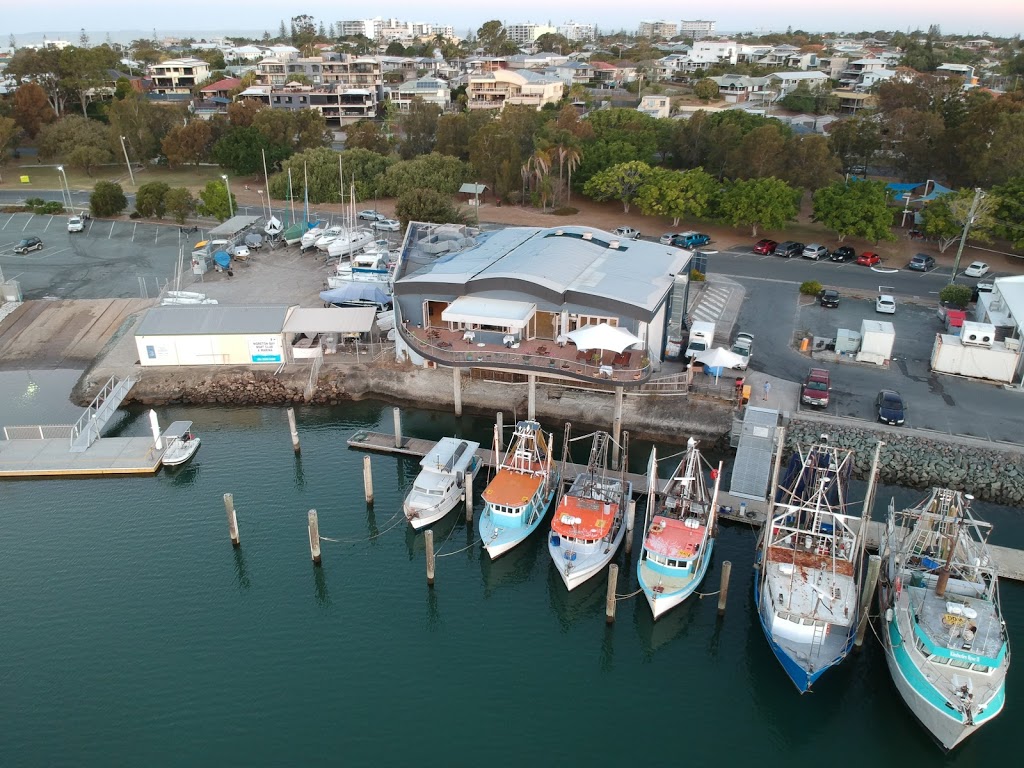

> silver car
[371,218,401,232]
[802,243,829,260]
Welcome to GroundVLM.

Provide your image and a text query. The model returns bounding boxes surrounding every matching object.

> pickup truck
[801,367,831,408]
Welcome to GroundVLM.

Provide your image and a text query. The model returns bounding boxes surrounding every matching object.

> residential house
[551,60,594,87]
[708,74,772,104]
[830,90,875,113]
[818,56,849,80]
[389,76,450,111]
[467,68,564,110]
[237,83,376,126]
[200,77,241,100]
[591,60,621,87]
[638,94,671,119]
[769,70,829,98]
[936,63,979,87]
[148,57,210,98]
[757,44,800,68]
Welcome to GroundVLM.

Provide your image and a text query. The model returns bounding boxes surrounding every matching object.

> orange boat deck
[482,469,544,506]
[551,494,619,540]
[646,515,706,559]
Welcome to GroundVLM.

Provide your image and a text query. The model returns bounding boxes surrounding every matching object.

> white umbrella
[694,347,746,383]
[566,322,642,353]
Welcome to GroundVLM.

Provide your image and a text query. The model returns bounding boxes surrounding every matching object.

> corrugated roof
[283,307,376,333]
[136,305,291,336]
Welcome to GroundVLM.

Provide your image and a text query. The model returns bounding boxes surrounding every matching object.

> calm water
[0,371,1021,766]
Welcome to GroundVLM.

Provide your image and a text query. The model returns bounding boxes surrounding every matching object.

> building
[389,76,451,111]
[504,23,556,44]
[337,19,377,38]
[558,21,595,42]
[638,94,670,118]
[550,60,594,87]
[467,68,564,111]
[148,58,211,97]
[708,74,772,104]
[769,70,829,98]
[639,21,678,39]
[936,63,979,87]
[680,20,716,39]
[237,82,376,126]
[393,223,693,385]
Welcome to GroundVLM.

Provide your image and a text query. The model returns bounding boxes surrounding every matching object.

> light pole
[56,165,71,212]
[950,187,985,284]
[257,189,267,219]
[119,135,135,187]
[221,174,234,218]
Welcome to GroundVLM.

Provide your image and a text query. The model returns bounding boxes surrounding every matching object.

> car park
[672,232,711,248]
[819,289,840,308]
[13,236,43,254]
[357,210,386,221]
[830,246,855,263]
[802,243,829,260]
[67,216,84,233]
[753,238,777,255]
[964,261,990,277]
[856,252,881,266]
[371,218,401,232]
[907,253,935,271]
[613,226,641,240]
[775,241,803,258]
[876,294,896,314]
[730,332,753,369]
[876,389,906,425]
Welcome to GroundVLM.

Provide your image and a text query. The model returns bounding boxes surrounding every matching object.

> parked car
[876,294,896,314]
[730,332,754,370]
[13,236,43,254]
[830,246,856,262]
[803,243,829,260]
[672,232,711,248]
[660,232,680,245]
[371,218,401,232]
[819,289,840,308]
[357,210,386,221]
[67,215,84,233]
[907,253,935,271]
[856,252,881,266]
[964,261,990,277]
[876,389,906,425]
[801,367,831,408]
[775,241,803,258]
[613,226,642,240]
[752,238,777,255]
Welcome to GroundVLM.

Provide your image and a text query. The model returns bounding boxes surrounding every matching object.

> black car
[776,241,803,258]
[819,289,840,308]
[830,246,856,262]
[876,390,906,426]
[908,253,936,271]
[13,236,43,254]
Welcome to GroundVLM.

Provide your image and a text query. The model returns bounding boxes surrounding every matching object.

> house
[236,83,376,126]
[550,60,594,87]
[467,68,564,111]
[200,77,241,100]
[389,76,450,111]
[936,63,979,87]
[638,94,671,118]
[148,57,211,97]
[830,90,875,113]
[708,74,772,104]
[591,60,621,87]
[769,70,829,98]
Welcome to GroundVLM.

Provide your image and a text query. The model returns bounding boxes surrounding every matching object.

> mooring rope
[615,587,644,601]
[437,538,482,558]
[318,510,405,544]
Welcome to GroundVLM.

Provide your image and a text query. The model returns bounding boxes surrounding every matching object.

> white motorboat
[300,225,326,251]
[327,250,393,289]
[161,422,200,467]
[313,225,345,250]
[326,228,376,259]
[375,309,395,332]
[404,438,481,529]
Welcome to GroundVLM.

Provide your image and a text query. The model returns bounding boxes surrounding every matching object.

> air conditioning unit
[582,232,593,240]
[608,240,620,249]
[961,320,995,348]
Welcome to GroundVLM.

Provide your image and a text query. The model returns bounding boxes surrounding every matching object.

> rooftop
[136,305,291,336]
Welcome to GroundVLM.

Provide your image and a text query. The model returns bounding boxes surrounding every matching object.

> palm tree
[526,149,552,210]
[563,147,582,206]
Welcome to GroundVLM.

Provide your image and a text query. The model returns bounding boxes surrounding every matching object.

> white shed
[855,319,895,365]
[135,305,290,366]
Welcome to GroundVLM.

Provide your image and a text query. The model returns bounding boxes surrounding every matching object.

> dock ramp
[69,376,136,452]
[729,406,779,500]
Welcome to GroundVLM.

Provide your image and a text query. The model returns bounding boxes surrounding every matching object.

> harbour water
[0,370,1020,766]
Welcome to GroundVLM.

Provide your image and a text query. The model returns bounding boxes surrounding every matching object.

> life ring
[650,522,665,534]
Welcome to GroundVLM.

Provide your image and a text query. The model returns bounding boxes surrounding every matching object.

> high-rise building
[638,21,678,39]
[504,23,556,45]
[558,21,596,42]
[680,20,716,39]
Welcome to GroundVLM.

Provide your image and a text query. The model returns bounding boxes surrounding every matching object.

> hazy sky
[3,1,1023,39]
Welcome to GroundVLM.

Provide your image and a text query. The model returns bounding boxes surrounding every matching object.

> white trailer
[855,319,895,365]
[930,334,1020,382]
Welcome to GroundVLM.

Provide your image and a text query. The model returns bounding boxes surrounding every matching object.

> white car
[357,210,386,222]
[613,226,641,240]
[731,332,754,370]
[67,215,84,233]
[964,261,990,277]
[876,294,896,314]
[371,218,401,232]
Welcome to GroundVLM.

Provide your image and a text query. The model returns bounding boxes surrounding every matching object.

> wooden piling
[611,386,624,469]
[717,561,732,616]
[495,411,504,452]
[286,407,300,453]
[465,469,474,522]
[527,374,536,421]
[453,367,463,417]
[393,407,402,448]
[363,455,374,503]
[425,528,436,587]
[308,509,321,565]
[224,493,240,547]
[625,499,636,554]
[605,564,619,624]
[855,554,882,648]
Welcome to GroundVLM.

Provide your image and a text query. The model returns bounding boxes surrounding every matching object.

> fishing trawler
[877,488,1010,750]
[637,438,722,619]
[753,436,865,692]
[548,428,631,590]
[403,438,481,530]
[479,420,559,560]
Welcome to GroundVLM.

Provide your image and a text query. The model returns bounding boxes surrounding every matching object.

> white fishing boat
[403,437,481,529]
[548,428,631,590]
[326,227,376,260]
[878,488,1010,751]
[161,421,200,467]
[313,225,345,250]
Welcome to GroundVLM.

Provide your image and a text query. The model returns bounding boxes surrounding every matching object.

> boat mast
[287,168,295,225]
[261,148,270,218]
[936,494,967,598]
[303,162,310,225]
[643,447,658,532]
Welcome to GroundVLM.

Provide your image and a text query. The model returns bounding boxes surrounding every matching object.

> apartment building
[149,57,211,97]
[639,21,678,39]
[467,69,564,111]
[505,23,556,44]
[679,20,716,39]
[237,83,376,125]
[558,21,595,42]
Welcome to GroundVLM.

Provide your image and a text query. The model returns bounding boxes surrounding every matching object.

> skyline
[2,2,1023,41]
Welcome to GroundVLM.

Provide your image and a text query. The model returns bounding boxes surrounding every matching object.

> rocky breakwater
[785,420,1024,506]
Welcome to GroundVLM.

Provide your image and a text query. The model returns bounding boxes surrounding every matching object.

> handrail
[305,346,324,402]
[69,375,118,448]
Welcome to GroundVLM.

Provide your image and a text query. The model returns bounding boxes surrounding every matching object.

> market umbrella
[694,346,746,382]
[565,322,642,353]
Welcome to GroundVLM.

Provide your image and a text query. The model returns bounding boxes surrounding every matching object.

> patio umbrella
[566,322,642,353]
[694,347,745,382]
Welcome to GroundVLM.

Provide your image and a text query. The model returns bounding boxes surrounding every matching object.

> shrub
[800,280,822,296]
[39,201,64,214]
[135,181,171,219]
[690,269,706,282]
[552,206,578,216]
[89,181,128,217]
[940,283,973,309]
[25,197,45,207]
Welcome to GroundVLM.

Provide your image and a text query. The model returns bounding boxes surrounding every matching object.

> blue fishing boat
[479,420,559,560]
[753,436,864,692]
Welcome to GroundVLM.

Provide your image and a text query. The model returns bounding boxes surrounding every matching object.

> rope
[318,509,405,544]
[437,538,482,558]
[615,587,644,601]
[696,589,722,598]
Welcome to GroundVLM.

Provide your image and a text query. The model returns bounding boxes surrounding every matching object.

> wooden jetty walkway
[346,429,1024,582]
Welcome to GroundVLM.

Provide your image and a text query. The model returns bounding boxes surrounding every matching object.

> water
[0,371,1020,766]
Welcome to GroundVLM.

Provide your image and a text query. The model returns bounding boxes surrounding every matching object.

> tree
[883,108,945,180]
[398,97,442,159]
[291,108,333,152]
[718,177,801,237]
[108,93,184,165]
[726,123,788,179]
[782,134,841,192]
[634,167,720,226]
[436,111,493,161]
[827,115,881,172]
[212,126,291,175]
[165,187,196,224]
[812,179,898,243]
[919,188,999,252]
[394,188,465,226]
[385,41,407,56]
[992,177,1024,251]
[161,121,214,167]
[12,82,56,138]
[476,20,507,55]
[939,284,973,310]
[135,181,171,218]
[67,145,111,176]
[583,161,655,213]
[779,81,837,114]
[196,180,236,222]
[227,98,265,127]
[535,32,572,53]
[0,117,18,183]
[291,14,317,50]
[693,78,719,101]
[380,153,470,198]
[37,115,112,164]
[345,119,392,155]
[90,181,127,217]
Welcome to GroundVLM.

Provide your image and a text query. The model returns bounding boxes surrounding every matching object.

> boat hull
[638,540,713,619]
[548,520,625,590]
[480,484,556,560]
[162,438,200,467]
[405,492,462,530]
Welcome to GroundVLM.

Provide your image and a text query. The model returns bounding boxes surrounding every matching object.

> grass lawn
[7,162,228,194]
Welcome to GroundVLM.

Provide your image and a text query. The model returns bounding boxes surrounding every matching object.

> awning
[459,183,488,195]
[441,296,536,330]
[284,307,376,334]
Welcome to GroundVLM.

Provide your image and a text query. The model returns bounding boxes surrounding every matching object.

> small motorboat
[162,427,201,467]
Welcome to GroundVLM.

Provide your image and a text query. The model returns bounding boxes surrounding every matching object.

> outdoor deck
[0,435,166,477]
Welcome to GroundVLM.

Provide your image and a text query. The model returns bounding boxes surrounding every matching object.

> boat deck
[764,557,858,624]
[646,515,706,559]
[907,583,1003,661]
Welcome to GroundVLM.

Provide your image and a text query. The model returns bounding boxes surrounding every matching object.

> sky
[3,1,1023,41]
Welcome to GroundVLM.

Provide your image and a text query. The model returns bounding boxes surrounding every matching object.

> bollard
[425,528,436,587]
[717,561,732,616]
[224,493,240,547]
[287,407,300,454]
[855,555,882,648]
[465,469,474,522]
[605,564,619,624]
[363,455,374,503]
[308,509,322,565]
[393,407,402,448]
[496,411,503,452]
[625,499,636,554]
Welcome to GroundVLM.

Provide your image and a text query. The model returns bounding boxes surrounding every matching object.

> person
[763,380,771,401]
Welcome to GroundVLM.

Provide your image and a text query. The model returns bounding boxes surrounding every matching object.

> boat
[161,422,200,467]
[263,216,283,238]
[753,435,865,692]
[877,488,1010,750]
[403,437,482,529]
[313,225,345,250]
[637,437,722,619]
[283,222,308,246]
[300,224,326,251]
[375,309,395,332]
[320,283,392,310]
[479,420,559,560]
[327,250,393,289]
[160,290,218,306]
[548,428,631,590]
[326,227,376,260]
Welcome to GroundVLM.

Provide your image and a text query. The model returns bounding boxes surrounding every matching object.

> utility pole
[950,187,984,284]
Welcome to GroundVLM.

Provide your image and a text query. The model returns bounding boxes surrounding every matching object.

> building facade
[505,23,556,44]
[639,21,679,39]
[680,20,716,39]
[148,58,210,97]
[558,21,595,42]
[467,68,564,111]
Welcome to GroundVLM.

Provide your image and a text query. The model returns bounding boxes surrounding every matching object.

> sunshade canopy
[441,296,536,330]
[566,322,642,353]
[694,346,745,368]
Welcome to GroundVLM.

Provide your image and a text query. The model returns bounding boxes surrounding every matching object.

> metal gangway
[68,376,136,452]
[728,406,780,501]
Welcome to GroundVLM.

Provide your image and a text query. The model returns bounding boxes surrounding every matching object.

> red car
[753,238,778,255]
[856,252,881,266]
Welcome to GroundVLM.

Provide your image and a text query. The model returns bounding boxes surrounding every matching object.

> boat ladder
[810,621,827,657]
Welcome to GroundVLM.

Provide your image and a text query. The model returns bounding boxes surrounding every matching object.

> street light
[257,189,267,219]
[221,174,234,218]
[950,188,985,284]
[119,135,135,187]
[56,165,71,212]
